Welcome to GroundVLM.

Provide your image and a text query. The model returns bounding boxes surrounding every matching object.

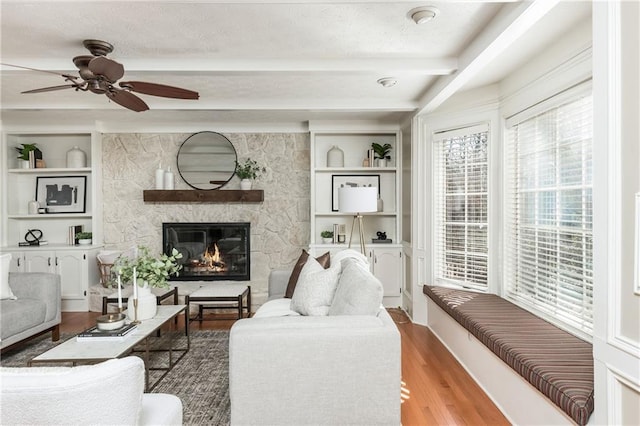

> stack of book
[68,225,83,245]
[76,323,137,342]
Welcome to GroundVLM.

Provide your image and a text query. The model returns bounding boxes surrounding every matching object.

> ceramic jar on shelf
[66,146,87,168]
[326,145,344,167]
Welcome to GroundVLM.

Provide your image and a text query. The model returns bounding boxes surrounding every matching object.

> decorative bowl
[96,313,126,331]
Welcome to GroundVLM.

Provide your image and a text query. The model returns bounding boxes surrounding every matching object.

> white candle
[133,266,138,299]
[117,271,122,310]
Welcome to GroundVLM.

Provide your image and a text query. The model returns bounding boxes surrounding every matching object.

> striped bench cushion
[423,285,594,425]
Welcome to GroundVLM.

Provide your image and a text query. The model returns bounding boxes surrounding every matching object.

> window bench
[423,285,594,425]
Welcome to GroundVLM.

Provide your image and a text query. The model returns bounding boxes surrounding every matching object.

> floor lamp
[338,186,378,255]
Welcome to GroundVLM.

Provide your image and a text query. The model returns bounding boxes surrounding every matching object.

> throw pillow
[1,253,16,300]
[329,257,383,316]
[290,256,341,316]
[284,250,330,298]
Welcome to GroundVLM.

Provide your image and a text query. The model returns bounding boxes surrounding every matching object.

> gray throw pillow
[329,258,383,316]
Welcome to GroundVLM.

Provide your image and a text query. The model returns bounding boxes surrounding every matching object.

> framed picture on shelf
[35,176,87,214]
[331,174,380,212]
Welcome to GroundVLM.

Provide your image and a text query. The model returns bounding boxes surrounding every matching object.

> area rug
[0,330,231,426]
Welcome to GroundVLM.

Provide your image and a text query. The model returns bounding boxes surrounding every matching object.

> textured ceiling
[0,0,591,129]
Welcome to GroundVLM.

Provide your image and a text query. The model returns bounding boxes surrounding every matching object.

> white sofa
[229,256,401,426]
[0,356,182,425]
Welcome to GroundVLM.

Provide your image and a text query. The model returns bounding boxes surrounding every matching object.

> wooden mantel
[143,189,264,203]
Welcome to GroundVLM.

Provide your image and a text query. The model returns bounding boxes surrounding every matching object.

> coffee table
[28,305,188,391]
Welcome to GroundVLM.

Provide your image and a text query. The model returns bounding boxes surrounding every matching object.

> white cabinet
[368,247,402,298]
[24,250,55,273]
[309,123,403,307]
[4,248,99,311]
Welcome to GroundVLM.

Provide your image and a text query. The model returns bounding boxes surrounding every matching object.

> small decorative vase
[127,282,157,321]
[66,146,87,168]
[19,160,30,169]
[376,158,387,167]
[240,179,252,190]
[327,145,344,167]
[78,239,92,245]
[322,238,333,244]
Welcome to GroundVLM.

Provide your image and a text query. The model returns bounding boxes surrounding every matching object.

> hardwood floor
[60,310,509,425]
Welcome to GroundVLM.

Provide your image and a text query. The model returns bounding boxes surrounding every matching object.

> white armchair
[0,356,182,425]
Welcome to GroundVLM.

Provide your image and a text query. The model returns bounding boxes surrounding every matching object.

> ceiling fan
[2,39,199,112]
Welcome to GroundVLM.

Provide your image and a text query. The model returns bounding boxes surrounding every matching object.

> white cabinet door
[56,251,87,300]
[24,251,55,273]
[6,251,25,272]
[370,247,402,297]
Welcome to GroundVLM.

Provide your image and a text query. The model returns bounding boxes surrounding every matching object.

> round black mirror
[177,131,237,190]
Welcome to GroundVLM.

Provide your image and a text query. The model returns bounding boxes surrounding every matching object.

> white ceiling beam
[1,58,457,76]
[0,100,418,111]
[416,0,560,115]
[0,0,519,3]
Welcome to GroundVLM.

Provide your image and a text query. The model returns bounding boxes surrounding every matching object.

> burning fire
[203,243,226,272]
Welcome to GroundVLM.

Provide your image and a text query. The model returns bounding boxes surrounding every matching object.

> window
[433,124,489,290]
[505,90,593,336]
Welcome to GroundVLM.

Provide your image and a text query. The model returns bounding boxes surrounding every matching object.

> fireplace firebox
[163,222,250,281]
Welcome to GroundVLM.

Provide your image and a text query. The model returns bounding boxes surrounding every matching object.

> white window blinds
[434,124,489,290]
[504,91,593,336]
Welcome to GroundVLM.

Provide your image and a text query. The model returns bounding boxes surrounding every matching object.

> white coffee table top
[31,305,186,364]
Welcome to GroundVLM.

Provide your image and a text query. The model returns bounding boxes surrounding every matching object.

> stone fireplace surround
[100,132,311,310]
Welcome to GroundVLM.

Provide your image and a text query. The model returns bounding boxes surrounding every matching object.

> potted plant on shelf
[15,143,38,169]
[114,246,183,320]
[371,143,392,167]
[321,230,334,244]
[235,158,266,190]
[76,232,93,245]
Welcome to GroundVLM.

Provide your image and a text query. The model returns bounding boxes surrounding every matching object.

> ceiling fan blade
[105,88,149,112]
[88,56,124,82]
[1,62,79,81]
[22,84,79,94]
[119,81,199,99]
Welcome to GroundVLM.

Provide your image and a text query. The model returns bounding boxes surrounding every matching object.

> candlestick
[133,266,138,299]
[132,298,140,324]
[117,271,123,310]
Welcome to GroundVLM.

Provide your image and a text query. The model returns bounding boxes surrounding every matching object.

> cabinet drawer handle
[17,258,21,267]
[48,258,51,267]
[55,257,59,266]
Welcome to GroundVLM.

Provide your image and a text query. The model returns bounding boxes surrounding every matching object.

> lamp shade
[338,186,378,213]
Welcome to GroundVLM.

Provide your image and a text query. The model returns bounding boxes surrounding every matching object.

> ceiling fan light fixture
[377,77,397,88]
[408,6,439,25]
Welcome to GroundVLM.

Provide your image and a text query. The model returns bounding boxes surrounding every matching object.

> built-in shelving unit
[0,131,103,311]
[308,123,403,306]
[143,189,264,203]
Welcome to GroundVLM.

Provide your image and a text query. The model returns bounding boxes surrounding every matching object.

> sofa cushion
[0,298,46,340]
[1,253,16,300]
[284,250,330,298]
[329,258,383,316]
[1,357,145,425]
[290,256,341,316]
[253,298,300,318]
